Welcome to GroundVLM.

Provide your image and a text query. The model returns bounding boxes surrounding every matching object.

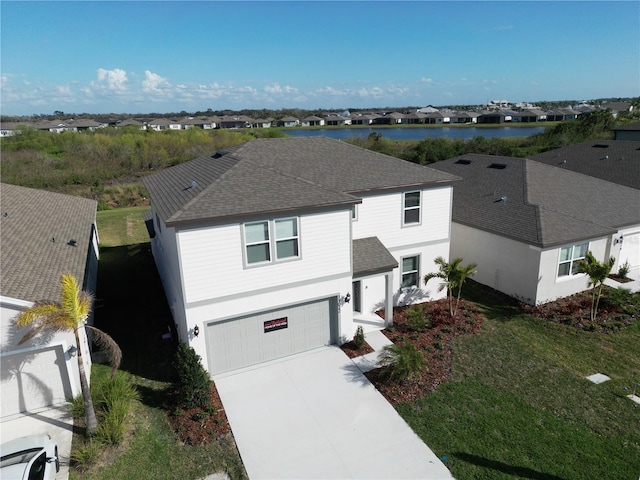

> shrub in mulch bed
[365,298,484,406]
[167,382,231,445]
[521,288,640,333]
[340,339,375,358]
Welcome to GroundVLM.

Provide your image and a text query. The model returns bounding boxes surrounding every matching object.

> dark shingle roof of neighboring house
[353,237,399,276]
[613,122,640,132]
[429,154,640,248]
[530,140,640,190]
[0,183,97,302]
[144,137,460,227]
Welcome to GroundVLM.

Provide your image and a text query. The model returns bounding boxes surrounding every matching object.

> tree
[578,251,615,321]
[15,273,121,436]
[424,256,477,317]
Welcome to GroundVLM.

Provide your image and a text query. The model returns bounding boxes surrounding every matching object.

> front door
[352,281,362,313]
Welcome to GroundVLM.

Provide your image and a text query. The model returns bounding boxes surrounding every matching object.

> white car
[0,434,59,480]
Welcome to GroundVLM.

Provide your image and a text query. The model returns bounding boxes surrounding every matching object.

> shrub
[96,400,128,445]
[93,372,137,446]
[353,325,366,349]
[377,343,427,382]
[618,261,631,279]
[69,394,85,419]
[71,440,101,472]
[174,342,211,409]
[407,304,430,332]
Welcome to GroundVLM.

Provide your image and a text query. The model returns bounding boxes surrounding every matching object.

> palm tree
[578,251,615,321]
[424,256,477,317]
[15,273,121,436]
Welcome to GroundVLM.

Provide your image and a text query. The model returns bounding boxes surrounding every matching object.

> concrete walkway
[214,347,453,480]
[351,329,393,373]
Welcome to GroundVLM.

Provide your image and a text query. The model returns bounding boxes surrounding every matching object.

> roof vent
[488,163,507,170]
[68,239,77,247]
[455,159,472,165]
[494,196,507,203]
[592,144,609,148]
[212,149,230,159]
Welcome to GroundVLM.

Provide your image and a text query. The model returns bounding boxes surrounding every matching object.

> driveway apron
[214,347,453,479]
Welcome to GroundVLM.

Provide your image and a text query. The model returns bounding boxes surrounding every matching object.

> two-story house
[143,137,459,375]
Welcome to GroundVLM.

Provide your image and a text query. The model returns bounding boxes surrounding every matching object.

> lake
[284,125,546,141]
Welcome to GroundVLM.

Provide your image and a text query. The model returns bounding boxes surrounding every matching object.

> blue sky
[1,1,638,115]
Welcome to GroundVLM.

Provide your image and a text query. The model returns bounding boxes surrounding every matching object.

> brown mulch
[365,298,484,406]
[521,289,637,332]
[608,274,633,284]
[167,382,231,445]
[340,339,375,358]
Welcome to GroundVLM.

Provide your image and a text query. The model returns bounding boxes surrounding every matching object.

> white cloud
[316,86,348,96]
[142,70,171,94]
[421,77,433,84]
[264,83,298,94]
[96,68,128,91]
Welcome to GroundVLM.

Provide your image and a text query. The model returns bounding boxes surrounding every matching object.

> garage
[206,297,338,375]
[0,345,72,418]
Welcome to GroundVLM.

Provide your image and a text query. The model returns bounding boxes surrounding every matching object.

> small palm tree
[424,256,477,317]
[578,251,615,321]
[15,273,121,436]
[377,343,426,382]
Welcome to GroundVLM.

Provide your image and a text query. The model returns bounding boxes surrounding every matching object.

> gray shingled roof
[0,183,97,302]
[144,137,459,226]
[530,140,640,190]
[430,154,640,248]
[353,237,398,276]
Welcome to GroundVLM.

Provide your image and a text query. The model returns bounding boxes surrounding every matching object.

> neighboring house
[324,115,350,126]
[219,115,254,129]
[612,122,640,141]
[372,112,404,125]
[253,118,274,128]
[430,154,640,304]
[143,137,459,375]
[350,114,376,125]
[530,140,640,190]
[148,118,177,131]
[0,184,99,418]
[276,116,300,127]
[64,119,103,132]
[300,115,325,127]
[117,118,147,130]
[182,117,216,130]
[404,112,427,124]
[0,122,20,137]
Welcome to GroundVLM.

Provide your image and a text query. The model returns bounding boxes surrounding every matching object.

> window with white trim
[557,242,587,277]
[401,255,420,288]
[244,218,300,266]
[403,191,421,226]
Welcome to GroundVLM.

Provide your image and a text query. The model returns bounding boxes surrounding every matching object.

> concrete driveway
[214,347,453,480]
[0,405,74,480]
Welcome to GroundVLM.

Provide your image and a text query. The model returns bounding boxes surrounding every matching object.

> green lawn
[397,286,640,479]
[96,206,150,247]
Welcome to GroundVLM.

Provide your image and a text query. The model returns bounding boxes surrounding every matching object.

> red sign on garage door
[264,317,288,333]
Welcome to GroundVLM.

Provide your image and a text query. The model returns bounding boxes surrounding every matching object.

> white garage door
[206,297,338,375]
[0,345,72,418]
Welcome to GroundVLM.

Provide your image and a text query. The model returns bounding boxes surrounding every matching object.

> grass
[70,208,247,479]
[397,283,640,479]
[96,206,150,247]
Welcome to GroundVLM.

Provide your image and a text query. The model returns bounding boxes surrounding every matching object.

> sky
[1,1,639,116]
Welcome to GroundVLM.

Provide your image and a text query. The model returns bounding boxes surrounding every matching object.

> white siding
[536,237,608,304]
[352,186,452,248]
[178,210,352,304]
[612,225,640,281]
[450,223,541,304]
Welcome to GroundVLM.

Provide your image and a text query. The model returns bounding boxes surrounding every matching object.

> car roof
[0,435,51,456]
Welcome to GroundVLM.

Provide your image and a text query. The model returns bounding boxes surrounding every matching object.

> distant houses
[0,101,632,136]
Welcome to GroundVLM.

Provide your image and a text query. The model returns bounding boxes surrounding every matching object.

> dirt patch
[340,340,374,358]
[365,298,484,406]
[167,382,232,445]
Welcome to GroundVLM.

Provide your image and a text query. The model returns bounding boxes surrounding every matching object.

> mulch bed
[167,382,232,445]
[521,289,638,332]
[365,298,484,406]
[340,339,375,358]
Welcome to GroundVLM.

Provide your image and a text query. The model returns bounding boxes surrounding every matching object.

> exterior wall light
[67,345,77,357]
[614,234,624,246]
[193,325,200,337]
[344,293,351,303]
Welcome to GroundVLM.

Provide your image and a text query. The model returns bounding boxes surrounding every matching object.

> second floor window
[244,217,300,266]
[403,191,421,226]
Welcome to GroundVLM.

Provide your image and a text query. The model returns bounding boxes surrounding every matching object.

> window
[401,255,420,288]
[275,218,299,260]
[245,222,271,264]
[403,191,421,226]
[351,205,358,221]
[244,218,300,265]
[558,242,587,277]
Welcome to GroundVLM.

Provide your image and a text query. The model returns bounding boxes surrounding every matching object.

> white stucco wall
[450,223,542,303]
[612,226,640,281]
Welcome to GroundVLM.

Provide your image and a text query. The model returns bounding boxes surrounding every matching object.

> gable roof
[353,237,398,277]
[0,183,97,302]
[429,154,640,248]
[530,140,640,190]
[144,137,459,227]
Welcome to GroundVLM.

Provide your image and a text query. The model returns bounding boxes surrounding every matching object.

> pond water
[284,125,546,141]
